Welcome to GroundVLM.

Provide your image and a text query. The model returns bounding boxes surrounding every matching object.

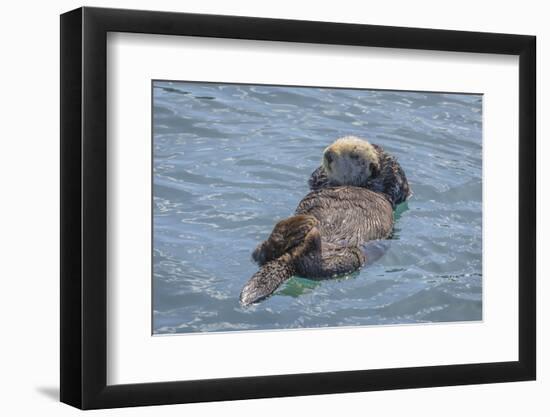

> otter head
[322,136,380,186]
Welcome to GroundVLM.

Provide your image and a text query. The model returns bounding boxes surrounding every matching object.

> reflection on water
[152,81,482,334]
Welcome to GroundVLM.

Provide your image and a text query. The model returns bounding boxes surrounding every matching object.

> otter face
[322,136,379,186]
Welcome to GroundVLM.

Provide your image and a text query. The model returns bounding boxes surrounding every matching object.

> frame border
[60,6,536,409]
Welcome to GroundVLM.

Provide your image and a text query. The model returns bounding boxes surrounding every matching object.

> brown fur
[310,139,411,207]
[240,187,393,305]
[240,137,409,306]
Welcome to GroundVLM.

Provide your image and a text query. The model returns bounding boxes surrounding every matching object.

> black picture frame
[60,6,536,410]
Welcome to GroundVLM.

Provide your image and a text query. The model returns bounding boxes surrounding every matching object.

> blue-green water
[152,81,482,334]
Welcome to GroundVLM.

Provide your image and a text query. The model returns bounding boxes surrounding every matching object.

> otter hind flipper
[252,215,319,266]
[240,256,295,306]
[243,215,321,306]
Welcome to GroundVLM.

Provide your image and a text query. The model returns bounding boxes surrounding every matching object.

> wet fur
[241,187,393,305]
[240,138,410,306]
[310,143,411,207]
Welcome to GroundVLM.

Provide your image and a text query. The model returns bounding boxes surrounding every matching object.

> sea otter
[240,136,411,306]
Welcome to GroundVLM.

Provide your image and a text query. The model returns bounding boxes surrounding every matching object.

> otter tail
[241,214,320,306]
[240,255,295,306]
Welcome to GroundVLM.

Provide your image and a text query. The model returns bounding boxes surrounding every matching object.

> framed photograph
[60,6,536,410]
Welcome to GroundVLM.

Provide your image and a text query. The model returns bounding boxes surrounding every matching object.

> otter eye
[325,151,334,164]
[350,153,359,160]
[369,162,379,177]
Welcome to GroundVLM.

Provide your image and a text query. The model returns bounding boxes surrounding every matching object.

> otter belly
[294,186,394,246]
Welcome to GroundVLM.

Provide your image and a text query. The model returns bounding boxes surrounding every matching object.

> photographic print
[152,81,482,334]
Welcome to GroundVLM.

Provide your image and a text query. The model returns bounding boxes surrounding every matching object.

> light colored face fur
[322,136,379,186]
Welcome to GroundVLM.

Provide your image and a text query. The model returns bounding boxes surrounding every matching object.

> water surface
[152,81,482,334]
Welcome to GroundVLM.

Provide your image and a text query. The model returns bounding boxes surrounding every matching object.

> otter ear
[369,162,380,177]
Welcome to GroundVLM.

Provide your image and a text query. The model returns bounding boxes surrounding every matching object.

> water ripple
[152,81,482,334]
